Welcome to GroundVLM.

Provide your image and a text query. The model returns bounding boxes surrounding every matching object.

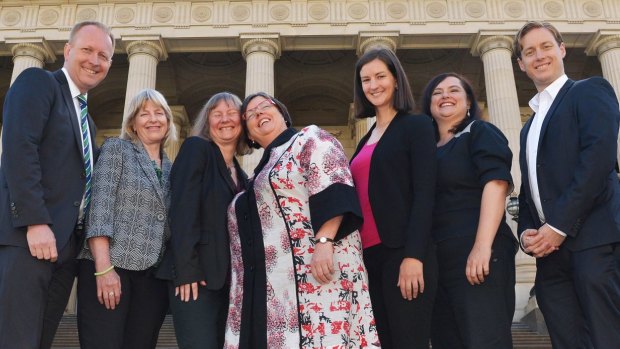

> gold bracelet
[94,265,115,276]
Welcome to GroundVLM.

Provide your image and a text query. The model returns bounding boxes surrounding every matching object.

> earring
[467,108,470,117]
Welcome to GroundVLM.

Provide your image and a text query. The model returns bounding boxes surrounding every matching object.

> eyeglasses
[242,99,276,120]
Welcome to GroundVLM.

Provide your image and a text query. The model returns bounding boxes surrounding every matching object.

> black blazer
[351,113,436,260]
[0,68,97,250]
[158,137,247,289]
[518,77,620,251]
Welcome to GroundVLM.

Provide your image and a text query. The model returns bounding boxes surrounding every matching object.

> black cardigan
[157,137,247,289]
[350,112,436,260]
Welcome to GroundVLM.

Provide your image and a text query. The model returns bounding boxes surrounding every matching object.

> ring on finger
[108,291,115,297]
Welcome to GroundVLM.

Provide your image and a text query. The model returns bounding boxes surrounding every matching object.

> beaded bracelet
[94,265,115,276]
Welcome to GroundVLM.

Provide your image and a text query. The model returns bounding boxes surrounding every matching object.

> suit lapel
[54,70,83,159]
[212,143,237,193]
[133,141,167,205]
[537,79,574,149]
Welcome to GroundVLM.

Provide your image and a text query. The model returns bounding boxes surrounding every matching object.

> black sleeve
[470,121,513,190]
[168,137,209,286]
[404,115,437,260]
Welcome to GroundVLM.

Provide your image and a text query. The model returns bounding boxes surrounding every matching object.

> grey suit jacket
[78,137,171,271]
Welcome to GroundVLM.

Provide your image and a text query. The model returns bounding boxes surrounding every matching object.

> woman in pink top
[350,48,437,349]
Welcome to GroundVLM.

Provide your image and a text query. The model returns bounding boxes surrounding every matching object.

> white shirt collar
[61,67,86,100]
[528,74,568,113]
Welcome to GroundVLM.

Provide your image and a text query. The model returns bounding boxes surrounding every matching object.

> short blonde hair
[121,89,177,146]
[192,92,250,155]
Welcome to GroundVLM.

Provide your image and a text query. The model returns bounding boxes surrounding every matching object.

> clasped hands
[522,224,565,258]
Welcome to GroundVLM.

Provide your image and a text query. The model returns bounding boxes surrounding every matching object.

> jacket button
[157,213,165,221]
[73,201,80,207]
[10,202,15,207]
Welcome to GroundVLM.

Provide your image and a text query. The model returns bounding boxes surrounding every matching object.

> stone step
[52,316,552,349]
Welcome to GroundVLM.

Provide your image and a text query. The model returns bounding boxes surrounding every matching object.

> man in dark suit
[515,21,620,349]
[0,21,114,348]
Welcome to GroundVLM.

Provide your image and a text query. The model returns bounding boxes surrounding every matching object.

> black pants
[0,233,79,349]
[431,234,516,349]
[363,243,437,349]
[536,242,620,349]
[168,282,229,349]
[77,259,168,349]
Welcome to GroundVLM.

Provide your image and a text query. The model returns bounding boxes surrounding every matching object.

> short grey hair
[121,89,177,146]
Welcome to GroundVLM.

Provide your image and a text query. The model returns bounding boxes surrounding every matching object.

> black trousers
[363,243,437,349]
[168,282,229,349]
[77,259,168,349]
[431,234,516,349]
[0,232,79,349]
[535,242,620,349]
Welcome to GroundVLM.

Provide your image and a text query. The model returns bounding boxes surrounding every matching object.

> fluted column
[474,35,522,189]
[587,34,620,166]
[240,35,280,174]
[122,39,166,118]
[164,105,190,162]
[473,34,533,322]
[357,33,398,55]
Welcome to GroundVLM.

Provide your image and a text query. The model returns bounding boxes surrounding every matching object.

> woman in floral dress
[224,92,379,349]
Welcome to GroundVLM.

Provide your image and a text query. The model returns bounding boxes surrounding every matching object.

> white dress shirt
[62,68,94,222]
[524,74,568,239]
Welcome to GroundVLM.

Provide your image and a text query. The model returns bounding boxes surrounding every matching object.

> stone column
[473,34,534,322]
[240,35,280,174]
[122,39,166,119]
[587,33,620,166]
[164,105,190,161]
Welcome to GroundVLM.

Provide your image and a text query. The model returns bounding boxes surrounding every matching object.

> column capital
[122,37,167,61]
[357,31,399,56]
[6,38,56,63]
[240,34,281,60]
[585,31,620,56]
[471,32,515,57]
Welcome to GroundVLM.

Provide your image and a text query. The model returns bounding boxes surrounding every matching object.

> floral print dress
[225,126,379,349]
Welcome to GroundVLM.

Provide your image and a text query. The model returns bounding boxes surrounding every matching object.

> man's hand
[526,224,565,258]
[26,224,57,262]
[397,258,424,300]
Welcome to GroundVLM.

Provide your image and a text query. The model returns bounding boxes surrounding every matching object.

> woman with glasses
[349,48,437,348]
[156,92,249,349]
[224,92,379,348]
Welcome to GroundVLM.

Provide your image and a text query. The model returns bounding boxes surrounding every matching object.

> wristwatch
[317,237,334,244]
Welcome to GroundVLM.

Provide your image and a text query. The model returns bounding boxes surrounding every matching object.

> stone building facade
[1,0,620,321]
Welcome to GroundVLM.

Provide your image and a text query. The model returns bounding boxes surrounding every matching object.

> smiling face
[244,96,288,148]
[430,76,470,125]
[208,100,242,147]
[517,27,566,92]
[63,24,114,94]
[132,100,169,147]
[359,58,397,113]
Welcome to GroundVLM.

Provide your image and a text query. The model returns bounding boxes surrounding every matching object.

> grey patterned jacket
[78,137,172,271]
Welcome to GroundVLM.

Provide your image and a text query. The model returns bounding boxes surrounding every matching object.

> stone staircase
[52,316,552,349]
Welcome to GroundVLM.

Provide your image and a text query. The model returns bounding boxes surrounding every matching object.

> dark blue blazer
[0,68,97,251]
[517,77,620,251]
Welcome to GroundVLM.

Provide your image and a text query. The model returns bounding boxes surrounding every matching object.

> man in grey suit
[0,21,114,348]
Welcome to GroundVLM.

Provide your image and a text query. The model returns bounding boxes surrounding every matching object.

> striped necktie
[77,94,92,215]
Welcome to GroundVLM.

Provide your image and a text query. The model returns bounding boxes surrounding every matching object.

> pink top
[350,142,381,249]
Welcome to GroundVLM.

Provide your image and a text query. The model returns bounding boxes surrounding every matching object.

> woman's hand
[397,257,424,300]
[175,281,207,302]
[95,268,121,310]
[466,243,492,285]
[311,243,335,284]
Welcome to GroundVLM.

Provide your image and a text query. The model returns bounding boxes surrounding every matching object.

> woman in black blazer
[157,92,249,349]
[350,48,437,348]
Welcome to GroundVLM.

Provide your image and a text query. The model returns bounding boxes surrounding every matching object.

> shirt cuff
[546,223,567,237]
[519,232,528,250]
